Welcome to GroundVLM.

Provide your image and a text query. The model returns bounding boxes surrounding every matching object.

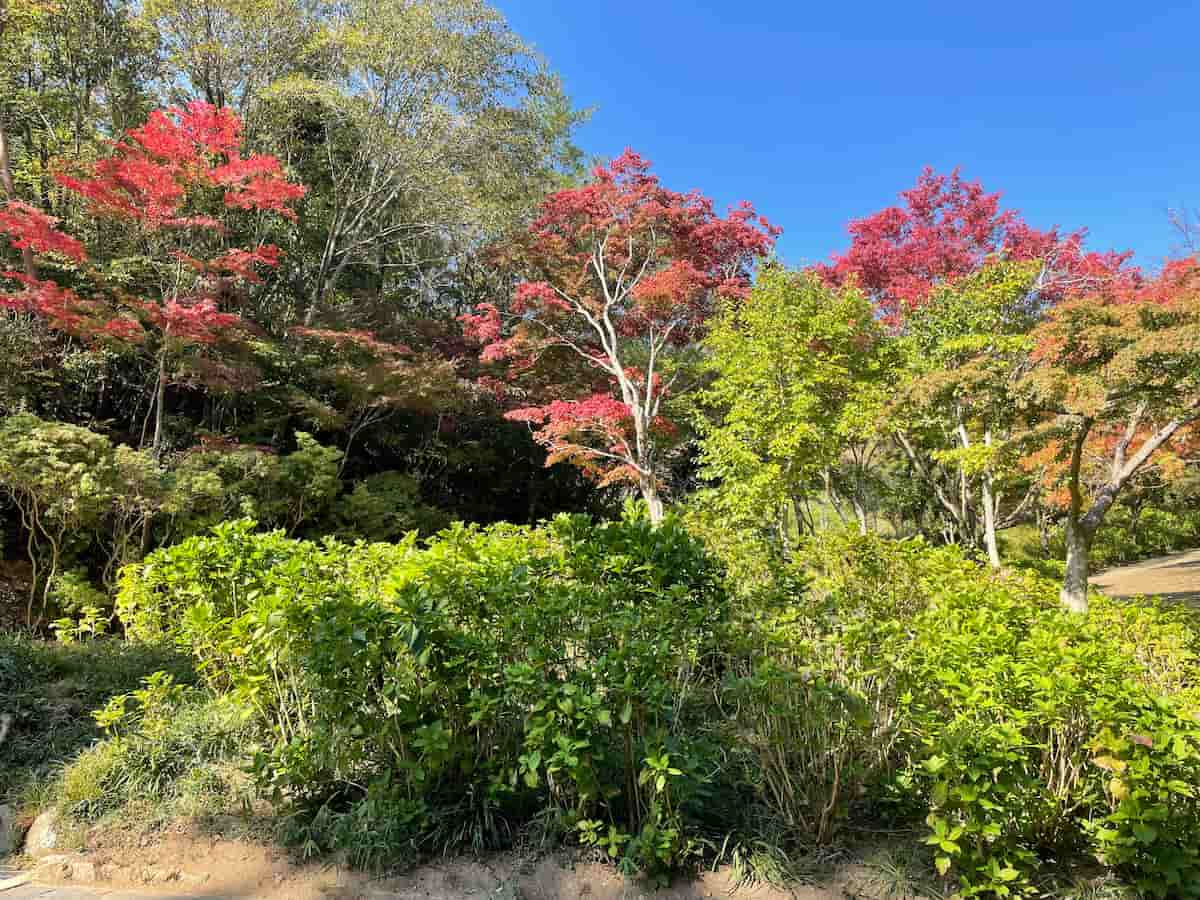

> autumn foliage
[0,101,305,451]
[0,102,304,350]
[818,166,1134,323]
[464,149,776,515]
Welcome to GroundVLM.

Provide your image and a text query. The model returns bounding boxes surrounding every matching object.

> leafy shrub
[785,533,1200,898]
[1085,506,1200,569]
[118,511,730,877]
[110,520,1200,892]
[331,471,448,540]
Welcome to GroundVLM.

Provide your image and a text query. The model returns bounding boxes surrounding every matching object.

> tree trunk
[981,472,1002,569]
[151,350,168,457]
[850,496,868,536]
[640,478,665,524]
[0,116,37,278]
[1060,515,1093,613]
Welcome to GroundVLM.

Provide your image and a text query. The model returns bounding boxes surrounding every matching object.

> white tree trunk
[640,478,665,524]
[1060,515,1092,613]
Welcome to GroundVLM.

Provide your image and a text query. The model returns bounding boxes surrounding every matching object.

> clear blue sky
[497,0,1199,270]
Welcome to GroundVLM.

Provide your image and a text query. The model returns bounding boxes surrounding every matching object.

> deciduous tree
[818,167,1132,325]
[893,261,1044,567]
[464,150,777,521]
[1023,258,1200,611]
[0,100,305,454]
[696,267,887,546]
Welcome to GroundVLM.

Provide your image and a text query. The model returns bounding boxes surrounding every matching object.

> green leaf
[619,699,633,725]
[1132,823,1159,845]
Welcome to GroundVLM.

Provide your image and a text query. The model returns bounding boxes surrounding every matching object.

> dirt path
[1090,547,1200,604]
[2,884,195,900]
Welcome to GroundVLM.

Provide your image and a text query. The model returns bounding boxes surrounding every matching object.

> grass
[0,634,195,810]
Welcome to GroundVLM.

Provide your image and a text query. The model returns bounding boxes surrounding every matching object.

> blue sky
[497,1,1199,270]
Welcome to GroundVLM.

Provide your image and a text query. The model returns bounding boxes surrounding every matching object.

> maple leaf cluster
[473,149,778,367]
[507,394,640,484]
[55,101,306,228]
[0,102,305,358]
[0,202,86,262]
[0,272,104,333]
[819,167,1135,324]
[463,150,777,494]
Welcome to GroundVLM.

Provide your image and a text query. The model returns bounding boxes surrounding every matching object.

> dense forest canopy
[1,0,1198,617]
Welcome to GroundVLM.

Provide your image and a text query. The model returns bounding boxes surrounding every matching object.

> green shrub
[785,533,1200,898]
[111,520,1200,892]
[118,511,730,878]
[331,471,448,541]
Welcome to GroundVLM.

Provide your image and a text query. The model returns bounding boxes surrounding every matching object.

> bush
[1086,506,1200,569]
[110,521,1200,892]
[118,511,731,877]
[782,533,1200,898]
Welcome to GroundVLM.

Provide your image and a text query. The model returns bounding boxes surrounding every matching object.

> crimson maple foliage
[463,149,777,520]
[818,167,1133,323]
[0,101,306,452]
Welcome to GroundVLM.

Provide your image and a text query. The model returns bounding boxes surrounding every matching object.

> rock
[34,853,72,882]
[180,871,211,887]
[23,809,60,859]
[0,804,19,857]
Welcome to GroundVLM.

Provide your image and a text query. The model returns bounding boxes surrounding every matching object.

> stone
[0,805,19,857]
[23,810,60,859]
[69,859,97,883]
[33,853,72,882]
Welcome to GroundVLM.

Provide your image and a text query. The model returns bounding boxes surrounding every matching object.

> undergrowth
[15,515,1200,898]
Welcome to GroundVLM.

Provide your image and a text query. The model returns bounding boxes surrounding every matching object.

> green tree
[248,0,587,324]
[0,413,120,622]
[891,261,1043,567]
[695,267,888,548]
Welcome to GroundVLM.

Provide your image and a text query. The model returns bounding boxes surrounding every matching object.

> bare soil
[21,817,907,899]
[1090,547,1200,605]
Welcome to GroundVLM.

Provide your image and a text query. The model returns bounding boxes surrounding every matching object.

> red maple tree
[0,101,305,453]
[818,167,1133,324]
[462,149,777,521]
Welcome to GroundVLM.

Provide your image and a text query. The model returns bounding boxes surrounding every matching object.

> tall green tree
[891,261,1043,567]
[695,267,887,546]
[247,0,587,325]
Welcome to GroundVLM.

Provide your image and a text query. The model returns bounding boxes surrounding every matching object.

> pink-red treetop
[0,101,305,349]
[0,102,306,452]
[817,167,1134,324]
[462,149,777,518]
